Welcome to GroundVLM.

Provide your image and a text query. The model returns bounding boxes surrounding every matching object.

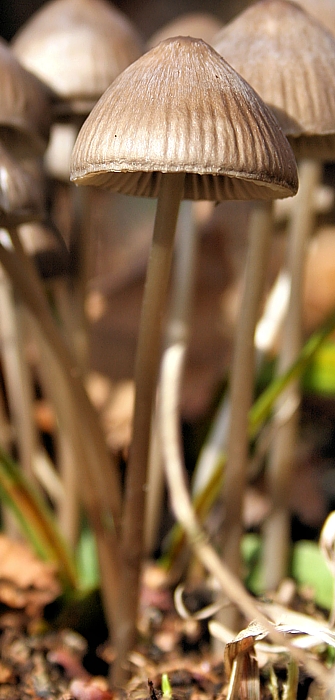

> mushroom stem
[114,171,185,685]
[221,200,273,625]
[0,268,37,483]
[30,311,80,545]
[263,158,321,591]
[144,199,198,555]
[68,181,91,373]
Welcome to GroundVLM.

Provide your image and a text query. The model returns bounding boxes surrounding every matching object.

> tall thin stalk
[0,269,37,482]
[144,200,198,555]
[221,201,273,628]
[114,172,185,685]
[263,159,322,590]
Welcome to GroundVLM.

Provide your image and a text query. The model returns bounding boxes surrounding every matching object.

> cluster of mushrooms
[1,0,335,690]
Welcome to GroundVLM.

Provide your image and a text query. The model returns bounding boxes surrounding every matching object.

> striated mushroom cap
[0,38,52,157]
[213,0,335,159]
[12,0,144,115]
[148,12,222,48]
[70,37,298,201]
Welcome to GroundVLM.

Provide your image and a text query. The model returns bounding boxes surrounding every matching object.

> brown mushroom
[12,0,144,117]
[0,38,52,158]
[213,0,335,591]
[213,0,335,159]
[70,36,297,681]
[12,0,144,373]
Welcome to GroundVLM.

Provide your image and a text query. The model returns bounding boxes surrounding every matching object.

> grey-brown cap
[70,37,298,201]
[213,0,335,159]
[12,0,144,116]
[0,38,52,157]
[148,12,222,49]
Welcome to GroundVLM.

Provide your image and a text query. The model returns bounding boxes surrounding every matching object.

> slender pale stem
[30,313,79,546]
[221,201,273,626]
[144,200,198,555]
[0,269,37,481]
[263,159,322,591]
[69,183,92,372]
[113,172,185,686]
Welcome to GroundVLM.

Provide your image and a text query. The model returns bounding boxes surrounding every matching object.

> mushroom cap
[12,0,144,115]
[148,12,222,48]
[0,38,52,157]
[0,145,46,227]
[213,0,335,159]
[70,37,298,201]
[294,0,335,36]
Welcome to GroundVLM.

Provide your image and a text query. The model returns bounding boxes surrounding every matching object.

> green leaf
[242,533,263,595]
[303,340,335,395]
[76,526,100,590]
[161,673,172,698]
[291,540,334,610]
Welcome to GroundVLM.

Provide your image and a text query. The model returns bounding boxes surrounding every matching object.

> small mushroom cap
[148,12,222,48]
[70,37,298,201]
[213,0,335,159]
[0,38,52,157]
[0,145,46,226]
[12,0,144,115]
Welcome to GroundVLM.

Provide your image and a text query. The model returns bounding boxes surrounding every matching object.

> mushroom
[12,0,143,117]
[0,28,123,643]
[213,0,335,591]
[146,10,223,552]
[70,36,298,681]
[0,37,52,158]
[12,0,144,372]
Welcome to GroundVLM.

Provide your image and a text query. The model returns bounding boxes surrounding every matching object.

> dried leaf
[224,621,268,677]
[0,534,60,616]
[259,601,335,647]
